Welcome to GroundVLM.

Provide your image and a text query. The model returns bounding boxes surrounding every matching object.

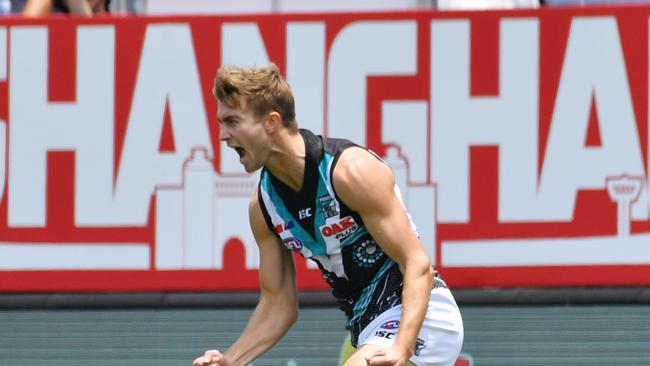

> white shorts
[357,287,464,366]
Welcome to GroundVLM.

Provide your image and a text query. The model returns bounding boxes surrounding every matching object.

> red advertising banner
[1,5,650,292]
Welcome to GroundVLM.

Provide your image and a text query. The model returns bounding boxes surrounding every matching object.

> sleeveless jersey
[258,129,419,334]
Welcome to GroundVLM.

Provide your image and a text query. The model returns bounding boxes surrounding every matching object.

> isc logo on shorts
[374,330,395,339]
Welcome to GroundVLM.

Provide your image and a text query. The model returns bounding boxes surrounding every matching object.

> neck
[266,129,306,191]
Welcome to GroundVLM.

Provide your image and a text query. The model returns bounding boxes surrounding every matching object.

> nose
[219,126,230,141]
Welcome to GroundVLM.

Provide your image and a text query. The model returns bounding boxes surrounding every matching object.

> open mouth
[234,147,246,159]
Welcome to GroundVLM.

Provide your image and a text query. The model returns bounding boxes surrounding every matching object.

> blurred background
[4,0,650,16]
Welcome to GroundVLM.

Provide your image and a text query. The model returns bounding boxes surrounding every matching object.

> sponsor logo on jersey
[298,207,312,219]
[353,239,383,268]
[320,216,358,240]
[318,195,339,219]
[275,221,295,234]
[282,237,303,251]
[380,320,400,330]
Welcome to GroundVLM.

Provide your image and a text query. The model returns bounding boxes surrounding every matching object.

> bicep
[333,149,429,268]
[360,190,426,268]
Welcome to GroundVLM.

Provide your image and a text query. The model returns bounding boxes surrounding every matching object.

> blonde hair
[213,63,297,131]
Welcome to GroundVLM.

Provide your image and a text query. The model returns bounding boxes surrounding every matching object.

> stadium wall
[0,6,649,293]
[2,6,650,366]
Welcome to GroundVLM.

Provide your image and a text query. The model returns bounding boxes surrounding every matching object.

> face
[217,96,270,173]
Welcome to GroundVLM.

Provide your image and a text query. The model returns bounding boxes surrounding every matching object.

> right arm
[194,190,299,366]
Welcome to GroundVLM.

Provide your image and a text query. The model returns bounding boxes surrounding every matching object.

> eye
[219,117,238,127]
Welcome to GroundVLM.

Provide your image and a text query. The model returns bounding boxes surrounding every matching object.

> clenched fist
[193,350,231,366]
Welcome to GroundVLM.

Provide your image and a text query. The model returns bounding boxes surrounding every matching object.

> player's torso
[258,129,392,286]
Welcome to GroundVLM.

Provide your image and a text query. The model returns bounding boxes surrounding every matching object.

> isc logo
[298,208,312,220]
[374,330,395,339]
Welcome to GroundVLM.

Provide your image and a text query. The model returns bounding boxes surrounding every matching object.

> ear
[264,111,283,133]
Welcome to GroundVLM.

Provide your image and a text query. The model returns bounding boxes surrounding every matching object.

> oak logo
[320,216,358,240]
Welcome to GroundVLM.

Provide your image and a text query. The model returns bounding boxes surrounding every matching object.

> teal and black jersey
[258,129,418,342]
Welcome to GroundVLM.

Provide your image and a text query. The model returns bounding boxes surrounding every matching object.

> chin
[243,163,263,173]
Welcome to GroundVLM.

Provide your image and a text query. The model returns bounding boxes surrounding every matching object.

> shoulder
[332,147,394,211]
[333,147,391,184]
[249,187,273,237]
[322,134,357,156]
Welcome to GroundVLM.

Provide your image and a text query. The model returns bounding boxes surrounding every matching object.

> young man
[193,64,463,366]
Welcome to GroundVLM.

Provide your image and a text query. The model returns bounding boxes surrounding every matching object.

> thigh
[342,344,417,366]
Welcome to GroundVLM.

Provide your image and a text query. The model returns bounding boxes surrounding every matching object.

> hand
[364,345,411,366]
[193,350,230,366]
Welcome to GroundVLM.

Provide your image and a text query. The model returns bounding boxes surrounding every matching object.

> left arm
[333,147,434,364]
